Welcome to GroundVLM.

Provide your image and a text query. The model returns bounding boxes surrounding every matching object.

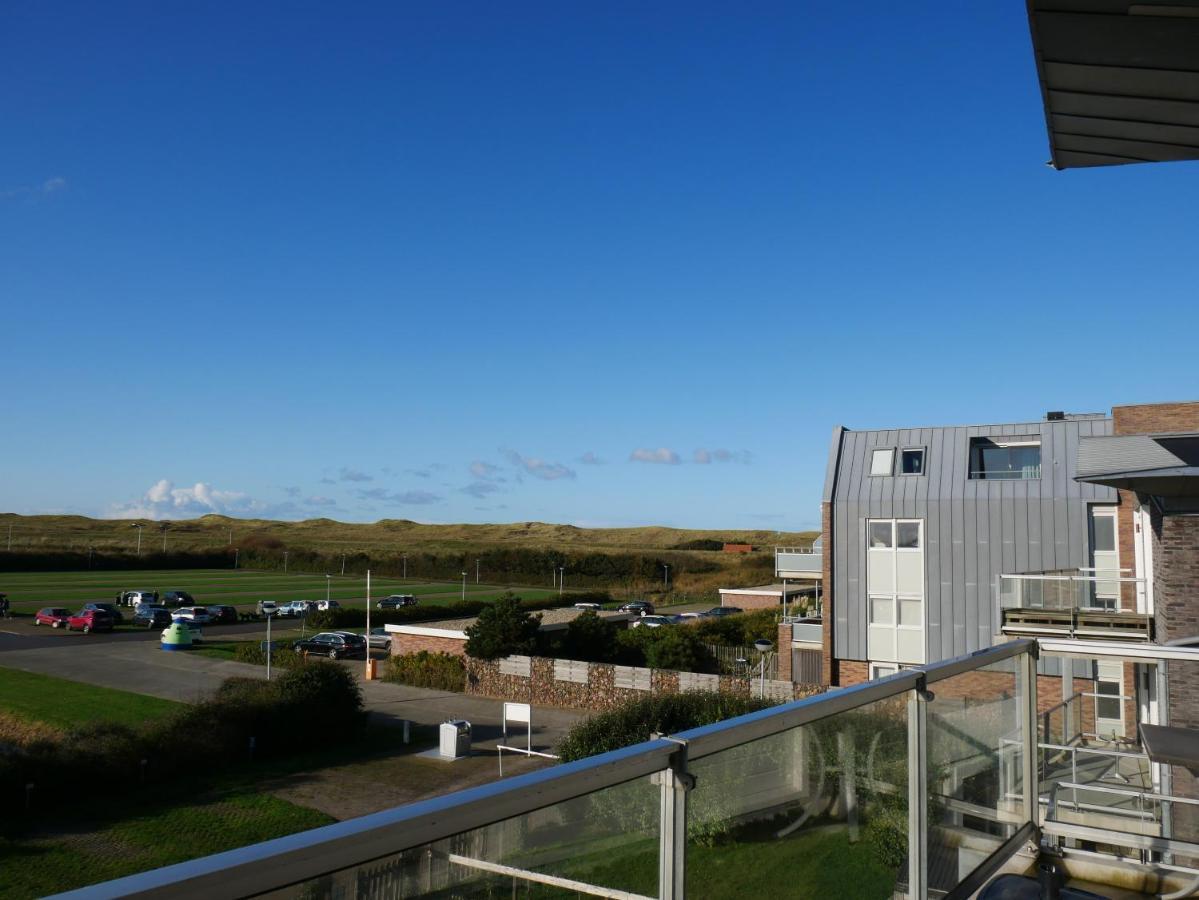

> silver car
[366,626,391,650]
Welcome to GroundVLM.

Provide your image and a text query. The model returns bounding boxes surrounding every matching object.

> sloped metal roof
[1027,1,1199,169]
[1075,433,1199,494]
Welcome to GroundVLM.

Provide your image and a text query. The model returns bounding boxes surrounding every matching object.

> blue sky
[2,2,1194,530]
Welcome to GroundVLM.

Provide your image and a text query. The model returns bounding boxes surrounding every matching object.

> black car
[377,594,418,610]
[293,632,368,660]
[132,606,173,628]
[618,600,655,616]
[83,602,125,625]
[162,591,194,608]
[206,604,238,624]
[705,606,743,618]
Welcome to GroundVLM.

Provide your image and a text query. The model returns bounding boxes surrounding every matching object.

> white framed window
[870,448,895,476]
[900,448,925,475]
[969,437,1041,480]
[866,518,925,665]
[870,662,899,680]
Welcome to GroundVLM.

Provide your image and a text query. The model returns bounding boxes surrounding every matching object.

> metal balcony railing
[51,638,1199,900]
[996,572,1152,641]
[775,546,822,577]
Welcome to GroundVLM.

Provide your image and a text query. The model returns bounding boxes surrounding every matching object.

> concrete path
[0,635,584,752]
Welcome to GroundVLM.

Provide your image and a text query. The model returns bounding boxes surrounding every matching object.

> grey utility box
[439,719,471,759]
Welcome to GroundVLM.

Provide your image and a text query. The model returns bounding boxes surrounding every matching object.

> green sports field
[0,568,566,616]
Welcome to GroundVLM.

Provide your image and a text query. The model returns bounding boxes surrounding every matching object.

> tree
[642,627,714,673]
[561,611,618,662]
[464,593,541,660]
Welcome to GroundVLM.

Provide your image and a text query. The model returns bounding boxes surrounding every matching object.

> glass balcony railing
[51,639,1199,899]
[996,572,1153,641]
[775,545,822,577]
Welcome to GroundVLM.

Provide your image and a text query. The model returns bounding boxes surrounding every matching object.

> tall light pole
[365,569,372,678]
[131,523,145,556]
[6,522,12,551]
[558,567,565,597]
[228,527,233,546]
[284,550,288,573]
[461,571,467,602]
[325,574,331,604]
[475,559,480,584]
[265,610,274,682]
[234,548,239,569]
[663,564,670,589]
[160,522,169,553]
[341,554,346,576]
[402,553,407,579]
[754,639,772,700]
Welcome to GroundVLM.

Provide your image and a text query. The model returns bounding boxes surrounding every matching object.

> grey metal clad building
[822,414,1117,671]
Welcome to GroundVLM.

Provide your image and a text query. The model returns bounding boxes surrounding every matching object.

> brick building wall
[720,591,781,611]
[390,631,468,658]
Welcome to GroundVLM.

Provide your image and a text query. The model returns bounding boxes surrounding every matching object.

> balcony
[997,572,1153,641]
[775,544,821,579]
[56,640,1199,900]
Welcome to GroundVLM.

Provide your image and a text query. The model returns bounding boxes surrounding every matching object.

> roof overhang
[1026,1,1199,169]
[1076,433,1199,502]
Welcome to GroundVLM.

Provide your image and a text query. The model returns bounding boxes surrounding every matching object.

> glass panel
[898,597,921,626]
[896,554,923,595]
[900,449,924,475]
[896,521,920,549]
[869,521,893,549]
[870,595,893,625]
[969,439,1042,480]
[263,774,661,899]
[1092,515,1116,553]
[926,657,1024,894]
[867,553,894,593]
[1096,682,1121,722]
[870,449,894,476]
[685,694,909,899]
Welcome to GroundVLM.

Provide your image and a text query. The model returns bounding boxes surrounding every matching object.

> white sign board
[503,702,531,725]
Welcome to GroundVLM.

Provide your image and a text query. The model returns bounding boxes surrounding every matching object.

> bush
[641,627,715,673]
[464,593,541,660]
[557,692,768,762]
[559,611,619,663]
[690,608,779,646]
[384,652,465,692]
[232,641,305,669]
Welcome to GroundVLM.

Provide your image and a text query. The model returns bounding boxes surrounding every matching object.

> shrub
[384,652,465,692]
[464,593,541,660]
[232,641,305,670]
[557,692,768,762]
[690,608,779,646]
[640,627,715,673]
[560,611,618,663]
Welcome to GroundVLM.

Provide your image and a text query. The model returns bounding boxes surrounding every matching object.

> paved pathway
[0,633,583,752]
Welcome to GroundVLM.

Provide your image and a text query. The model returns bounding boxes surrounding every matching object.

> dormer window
[870,448,894,476]
[969,437,1041,480]
[900,448,925,475]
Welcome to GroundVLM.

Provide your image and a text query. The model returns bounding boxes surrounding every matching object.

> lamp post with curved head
[131,523,145,556]
[461,572,467,603]
[753,638,773,700]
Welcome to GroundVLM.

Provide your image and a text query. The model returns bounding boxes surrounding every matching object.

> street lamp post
[341,554,346,576]
[325,574,331,605]
[753,639,773,700]
[160,522,169,552]
[461,572,467,603]
[284,550,288,572]
[558,567,565,597]
[476,559,480,584]
[265,610,274,682]
[402,553,407,579]
[131,523,145,556]
[663,564,670,589]
[234,548,239,569]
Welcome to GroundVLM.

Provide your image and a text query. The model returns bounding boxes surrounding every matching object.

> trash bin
[439,719,471,759]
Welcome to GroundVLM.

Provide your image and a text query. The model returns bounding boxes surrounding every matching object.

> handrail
[775,546,819,555]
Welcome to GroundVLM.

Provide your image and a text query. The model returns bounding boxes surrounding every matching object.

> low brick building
[717,583,810,612]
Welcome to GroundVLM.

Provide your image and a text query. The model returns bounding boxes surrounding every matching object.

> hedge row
[0,663,365,824]
[384,652,466,692]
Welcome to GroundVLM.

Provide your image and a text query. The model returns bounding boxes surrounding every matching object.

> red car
[67,609,114,633]
[34,607,72,628]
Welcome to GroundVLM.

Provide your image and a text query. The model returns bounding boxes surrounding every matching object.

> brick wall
[464,655,824,712]
[1112,401,1199,435]
[390,632,468,658]
[777,623,791,682]
[720,591,779,611]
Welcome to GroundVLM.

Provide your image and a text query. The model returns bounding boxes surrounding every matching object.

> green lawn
[0,568,568,614]
[0,667,182,730]
[0,791,333,899]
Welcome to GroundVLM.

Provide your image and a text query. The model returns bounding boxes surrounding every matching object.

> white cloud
[339,467,373,483]
[109,479,269,520]
[470,460,502,480]
[693,448,752,465]
[462,481,501,498]
[630,447,681,465]
[42,177,67,193]
[2,176,68,201]
[502,449,576,481]
[578,451,605,465]
[356,487,441,505]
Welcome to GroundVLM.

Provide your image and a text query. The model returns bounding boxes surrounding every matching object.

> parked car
[172,606,212,625]
[118,590,159,607]
[377,594,417,610]
[34,607,72,628]
[631,614,677,629]
[256,600,279,617]
[293,632,367,660]
[573,602,602,611]
[676,612,707,620]
[619,601,655,616]
[316,599,340,612]
[705,606,743,618]
[161,590,195,608]
[280,600,316,618]
[67,609,114,633]
[366,626,391,650]
[206,604,238,624]
[133,606,173,628]
[83,602,125,625]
